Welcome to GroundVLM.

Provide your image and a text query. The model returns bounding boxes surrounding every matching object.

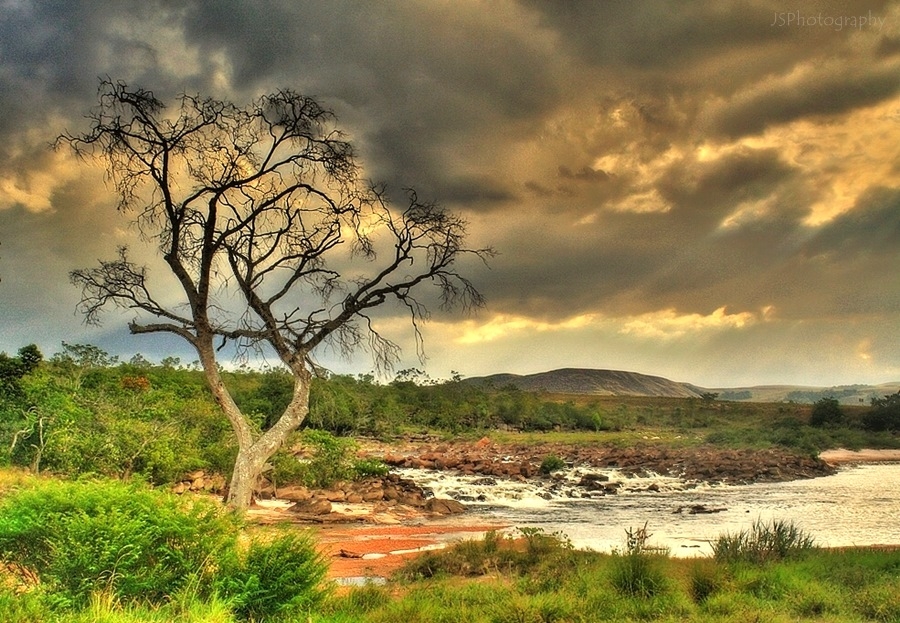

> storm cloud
[1,0,899,387]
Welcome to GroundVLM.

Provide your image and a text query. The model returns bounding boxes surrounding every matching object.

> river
[399,461,900,556]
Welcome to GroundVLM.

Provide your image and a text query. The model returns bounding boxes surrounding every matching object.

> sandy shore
[819,448,900,464]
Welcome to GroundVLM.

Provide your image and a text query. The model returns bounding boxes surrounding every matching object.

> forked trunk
[220,370,312,511]
[226,447,268,510]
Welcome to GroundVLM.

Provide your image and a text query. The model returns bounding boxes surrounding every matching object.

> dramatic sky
[2,0,900,388]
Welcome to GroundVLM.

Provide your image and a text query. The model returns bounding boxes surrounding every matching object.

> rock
[322,489,346,502]
[254,487,275,500]
[276,485,311,502]
[673,504,727,515]
[207,474,227,493]
[362,489,385,502]
[424,498,466,515]
[397,492,426,507]
[287,498,332,515]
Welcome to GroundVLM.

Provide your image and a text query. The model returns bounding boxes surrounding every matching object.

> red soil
[312,522,508,580]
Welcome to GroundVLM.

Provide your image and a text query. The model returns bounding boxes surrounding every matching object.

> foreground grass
[327,538,900,623]
[5,528,900,622]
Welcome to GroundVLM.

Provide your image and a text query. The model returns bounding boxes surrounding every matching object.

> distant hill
[712,382,900,405]
[465,368,900,404]
[465,368,706,398]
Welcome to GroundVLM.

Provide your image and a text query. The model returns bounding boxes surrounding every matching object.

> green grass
[483,393,900,456]
[321,532,900,623]
[712,519,816,564]
[4,508,900,622]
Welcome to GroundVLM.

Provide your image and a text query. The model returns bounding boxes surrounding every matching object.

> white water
[400,463,900,556]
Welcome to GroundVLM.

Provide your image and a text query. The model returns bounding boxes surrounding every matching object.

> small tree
[60,80,492,509]
[809,396,843,427]
[863,392,900,432]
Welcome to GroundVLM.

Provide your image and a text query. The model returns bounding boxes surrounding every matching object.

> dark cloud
[706,65,900,138]
[1,0,899,384]
[805,187,900,257]
[520,0,787,71]
[558,166,612,183]
[659,147,798,225]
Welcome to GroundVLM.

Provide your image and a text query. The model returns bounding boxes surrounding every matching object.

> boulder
[276,485,311,502]
[322,489,347,502]
[424,498,466,515]
[287,498,332,515]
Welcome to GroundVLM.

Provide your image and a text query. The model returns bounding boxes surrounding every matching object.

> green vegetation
[1,342,899,491]
[1,342,900,620]
[0,476,329,621]
[610,524,669,598]
[809,396,845,427]
[539,454,567,474]
[0,343,900,486]
[0,477,237,605]
[327,529,900,623]
[270,429,389,489]
[712,519,816,564]
[864,392,900,432]
[4,505,900,622]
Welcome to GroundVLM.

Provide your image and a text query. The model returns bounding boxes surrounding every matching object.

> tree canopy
[60,80,493,508]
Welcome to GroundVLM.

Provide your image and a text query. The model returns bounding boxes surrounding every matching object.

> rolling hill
[465,368,900,404]
[465,368,706,398]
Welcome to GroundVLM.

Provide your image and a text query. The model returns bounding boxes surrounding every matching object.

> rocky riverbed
[376,437,835,485]
[233,442,891,581]
[177,437,836,522]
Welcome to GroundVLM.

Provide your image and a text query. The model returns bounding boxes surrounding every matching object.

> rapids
[399,462,900,556]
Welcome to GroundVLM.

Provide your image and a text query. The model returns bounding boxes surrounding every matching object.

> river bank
[251,445,900,580]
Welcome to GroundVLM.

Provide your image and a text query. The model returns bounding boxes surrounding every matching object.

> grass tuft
[712,519,815,564]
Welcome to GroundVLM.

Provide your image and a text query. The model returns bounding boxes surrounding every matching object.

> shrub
[809,397,843,427]
[863,392,900,432]
[610,524,669,598]
[277,429,360,488]
[712,519,815,564]
[0,478,239,605]
[539,454,566,475]
[218,529,329,621]
[854,579,900,622]
[352,457,390,479]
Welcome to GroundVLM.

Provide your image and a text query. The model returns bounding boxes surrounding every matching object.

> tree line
[3,343,898,489]
[0,343,612,486]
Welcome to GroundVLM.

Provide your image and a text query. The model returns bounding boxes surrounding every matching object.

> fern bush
[218,529,329,621]
[0,478,239,605]
[0,478,331,620]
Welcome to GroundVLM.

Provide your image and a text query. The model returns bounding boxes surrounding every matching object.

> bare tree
[59,80,492,510]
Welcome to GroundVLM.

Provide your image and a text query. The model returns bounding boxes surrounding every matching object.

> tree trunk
[223,371,312,510]
[226,447,268,510]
